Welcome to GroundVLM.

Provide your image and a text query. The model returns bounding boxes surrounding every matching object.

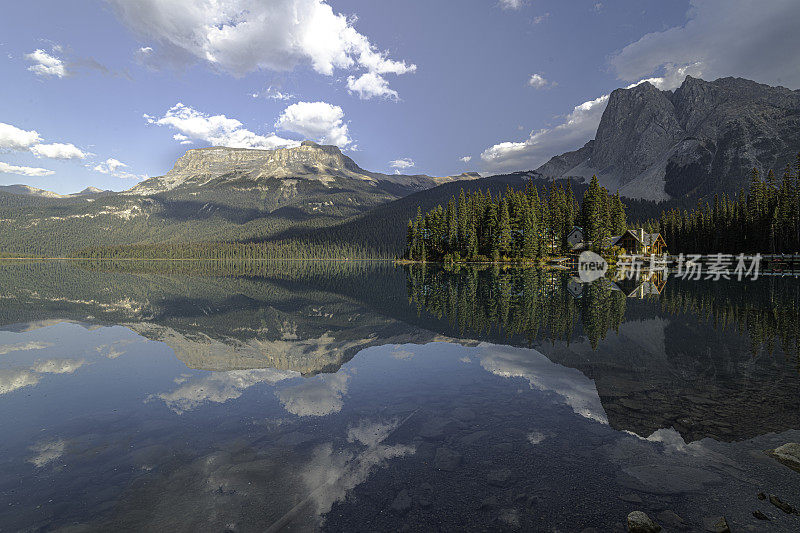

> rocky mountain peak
[536,75,800,200]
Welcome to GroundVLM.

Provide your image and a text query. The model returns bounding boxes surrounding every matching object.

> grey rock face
[536,76,800,201]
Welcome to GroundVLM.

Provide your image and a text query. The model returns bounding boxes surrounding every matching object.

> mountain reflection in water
[0,261,798,532]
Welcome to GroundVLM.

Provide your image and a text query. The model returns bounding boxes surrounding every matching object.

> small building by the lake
[611,229,666,255]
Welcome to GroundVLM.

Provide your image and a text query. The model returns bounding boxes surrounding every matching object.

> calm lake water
[1,261,799,532]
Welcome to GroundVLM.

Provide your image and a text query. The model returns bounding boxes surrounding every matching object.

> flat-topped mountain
[128,141,477,195]
[0,141,480,256]
[537,76,800,200]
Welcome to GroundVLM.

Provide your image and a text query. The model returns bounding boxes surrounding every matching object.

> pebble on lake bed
[626,511,661,533]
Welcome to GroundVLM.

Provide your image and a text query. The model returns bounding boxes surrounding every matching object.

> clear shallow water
[0,261,799,532]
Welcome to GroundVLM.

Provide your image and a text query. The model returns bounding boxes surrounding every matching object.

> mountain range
[0,141,479,256]
[2,76,798,256]
[536,76,800,200]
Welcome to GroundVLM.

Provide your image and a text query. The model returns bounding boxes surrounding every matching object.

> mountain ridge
[536,76,800,200]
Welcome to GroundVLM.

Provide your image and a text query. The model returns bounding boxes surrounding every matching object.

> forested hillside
[404,176,626,262]
[651,159,800,254]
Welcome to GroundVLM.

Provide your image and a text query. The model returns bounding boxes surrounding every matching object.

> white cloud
[0,122,42,150]
[610,0,800,89]
[460,156,472,163]
[346,72,398,101]
[107,0,415,96]
[277,373,349,417]
[251,86,295,101]
[31,358,87,374]
[27,439,67,467]
[1,122,90,166]
[527,73,551,89]
[0,161,55,177]
[499,0,524,10]
[146,102,299,149]
[152,369,297,414]
[481,92,610,171]
[93,158,146,180]
[478,344,608,424]
[0,369,41,395]
[25,49,68,78]
[30,142,88,160]
[0,341,53,355]
[275,101,351,147]
[172,133,193,145]
[389,158,414,170]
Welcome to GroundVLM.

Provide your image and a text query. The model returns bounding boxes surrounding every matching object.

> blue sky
[1,0,799,194]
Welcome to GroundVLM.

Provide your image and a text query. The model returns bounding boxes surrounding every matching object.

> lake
[1,261,799,532]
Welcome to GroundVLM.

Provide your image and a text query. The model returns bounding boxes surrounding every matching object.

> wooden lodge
[610,229,667,255]
[567,226,667,256]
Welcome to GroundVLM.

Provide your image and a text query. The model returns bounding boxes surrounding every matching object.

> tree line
[653,155,800,254]
[404,176,627,262]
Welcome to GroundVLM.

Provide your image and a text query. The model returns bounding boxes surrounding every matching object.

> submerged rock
[702,516,730,533]
[626,511,661,533]
[656,509,688,530]
[433,447,461,471]
[768,494,798,514]
[390,489,412,513]
[767,442,800,473]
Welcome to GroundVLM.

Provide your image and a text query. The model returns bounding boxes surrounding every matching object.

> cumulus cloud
[0,162,55,177]
[25,49,68,78]
[146,102,299,150]
[460,156,472,163]
[275,101,351,147]
[527,73,553,89]
[610,0,800,89]
[0,123,42,150]
[93,158,146,180]
[389,158,414,170]
[30,142,88,160]
[1,122,89,171]
[347,72,398,101]
[107,0,415,97]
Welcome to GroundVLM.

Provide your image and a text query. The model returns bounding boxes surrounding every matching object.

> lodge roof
[610,229,664,247]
